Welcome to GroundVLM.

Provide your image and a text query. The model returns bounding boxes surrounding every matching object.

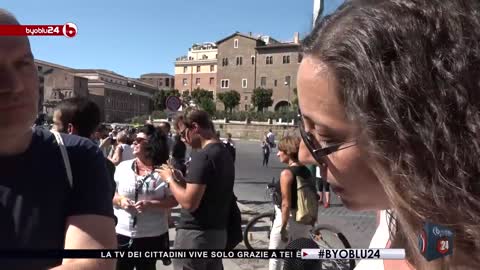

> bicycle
[243,178,356,270]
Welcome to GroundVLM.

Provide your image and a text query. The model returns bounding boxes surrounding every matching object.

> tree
[191,88,214,104]
[292,88,298,110]
[181,90,192,106]
[217,90,241,113]
[152,89,180,111]
[251,87,273,112]
[198,97,216,116]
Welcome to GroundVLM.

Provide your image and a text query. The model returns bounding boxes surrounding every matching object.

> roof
[140,73,173,77]
[35,59,74,72]
[216,32,262,45]
[255,42,301,50]
[74,69,126,78]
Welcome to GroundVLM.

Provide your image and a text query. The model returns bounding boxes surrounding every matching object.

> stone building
[35,60,89,116]
[74,69,156,122]
[139,73,175,90]
[215,32,301,111]
[174,42,217,95]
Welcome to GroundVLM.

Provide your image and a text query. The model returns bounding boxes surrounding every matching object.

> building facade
[174,42,217,96]
[139,73,175,90]
[75,70,156,123]
[216,32,301,111]
[35,60,89,116]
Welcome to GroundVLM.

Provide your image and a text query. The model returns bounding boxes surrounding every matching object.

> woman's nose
[299,140,317,165]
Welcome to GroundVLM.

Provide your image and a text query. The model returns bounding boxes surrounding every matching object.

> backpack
[294,173,319,225]
[223,141,236,162]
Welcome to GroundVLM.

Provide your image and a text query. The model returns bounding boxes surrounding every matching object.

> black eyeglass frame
[298,109,357,164]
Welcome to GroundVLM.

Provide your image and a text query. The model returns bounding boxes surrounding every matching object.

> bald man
[0,9,116,270]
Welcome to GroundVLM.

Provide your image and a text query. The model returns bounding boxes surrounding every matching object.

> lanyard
[131,160,154,228]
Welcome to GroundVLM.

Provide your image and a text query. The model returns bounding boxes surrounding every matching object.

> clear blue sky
[4,0,344,78]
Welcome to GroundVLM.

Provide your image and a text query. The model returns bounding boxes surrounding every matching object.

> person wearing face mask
[296,1,480,269]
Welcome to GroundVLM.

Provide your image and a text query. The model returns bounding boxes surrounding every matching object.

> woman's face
[296,56,389,211]
[132,132,148,157]
[277,150,289,164]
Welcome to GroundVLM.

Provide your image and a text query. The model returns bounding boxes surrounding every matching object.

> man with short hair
[0,9,116,270]
[53,97,117,199]
[157,110,235,270]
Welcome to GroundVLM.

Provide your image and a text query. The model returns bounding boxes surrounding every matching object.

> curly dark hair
[138,124,169,166]
[303,0,480,268]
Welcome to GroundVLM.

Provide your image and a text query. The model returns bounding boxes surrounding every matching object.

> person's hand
[135,200,152,214]
[281,226,289,242]
[156,164,174,182]
[119,197,137,213]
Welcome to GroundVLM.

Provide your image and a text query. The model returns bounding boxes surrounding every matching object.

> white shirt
[354,210,391,270]
[114,159,170,238]
[267,132,275,143]
[119,143,135,162]
[316,166,321,178]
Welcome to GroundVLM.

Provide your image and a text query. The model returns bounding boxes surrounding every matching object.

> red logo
[436,238,449,254]
[62,23,77,38]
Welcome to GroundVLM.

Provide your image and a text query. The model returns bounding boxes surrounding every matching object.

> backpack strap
[51,131,73,188]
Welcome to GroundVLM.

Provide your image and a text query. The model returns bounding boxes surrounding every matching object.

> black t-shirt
[0,128,114,270]
[177,142,235,230]
[276,166,312,210]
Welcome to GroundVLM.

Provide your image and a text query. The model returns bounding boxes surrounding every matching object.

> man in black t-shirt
[157,110,235,270]
[0,9,116,270]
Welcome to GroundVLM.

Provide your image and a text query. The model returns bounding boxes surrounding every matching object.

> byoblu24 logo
[62,23,77,38]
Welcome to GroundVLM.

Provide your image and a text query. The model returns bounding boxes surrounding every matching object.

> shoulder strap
[51,131,73,188]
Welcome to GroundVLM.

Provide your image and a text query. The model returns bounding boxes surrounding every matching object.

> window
[222,58,229,66]
[285,76,291,86]
[221,79,230,88]
[183,78,188,86]
[196,66,201,72]
[283,55,290,64]
[196,78,201,85]
[244,95,248,101]
[245,104,248,110]
[242,79,247,88]
[209,77,214,85]
[266,56,273,65]
[165,78,170,87]
[37,66,42,71]
[251,56,256,65]
[216,54,218,59]
[236,56,243,66]
[159,81,163,86]
[260,77,267,87]
[183,66,187,73]
[234,39,239,48]
[274,79,277,87]
[298,53,303,63]
[210,65,215,72]
[202,54,208,60]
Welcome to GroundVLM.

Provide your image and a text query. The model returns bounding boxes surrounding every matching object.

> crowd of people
[3,0,480,269]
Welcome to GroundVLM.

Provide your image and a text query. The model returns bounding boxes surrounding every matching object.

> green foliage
[152,89,180,111]
[217,90,241,113]
[198,97,216,116]
[191,88,214,104]
[181,90,192,105]
[292,88,298,109]
[251,87,274,112]
[151,110,168,119]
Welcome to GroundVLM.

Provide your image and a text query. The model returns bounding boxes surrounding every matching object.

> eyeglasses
[134,137,147,144]
[298,109,357,164]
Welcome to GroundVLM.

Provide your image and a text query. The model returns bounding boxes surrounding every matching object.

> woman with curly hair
[297,0,480,269]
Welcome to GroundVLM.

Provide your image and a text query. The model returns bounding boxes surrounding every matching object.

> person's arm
[50,215,116,270]
[52,139,117,270]
[157,152,210,212]
[108,145,122,166]
[280,169,294,229]
[134,195,178,213]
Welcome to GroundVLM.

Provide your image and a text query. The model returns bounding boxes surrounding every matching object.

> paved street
[157,140,378,269]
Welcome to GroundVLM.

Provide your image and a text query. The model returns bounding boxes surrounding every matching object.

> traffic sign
[166,96,181,111]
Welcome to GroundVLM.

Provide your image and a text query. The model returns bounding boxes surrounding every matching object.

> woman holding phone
[113,124,178,270]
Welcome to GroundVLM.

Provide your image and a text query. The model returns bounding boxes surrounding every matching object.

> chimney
[293,32,300,44]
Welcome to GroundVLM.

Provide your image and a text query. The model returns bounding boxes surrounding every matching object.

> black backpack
[224,142,236,162]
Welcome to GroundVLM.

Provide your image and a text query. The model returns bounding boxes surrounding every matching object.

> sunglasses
[134,137,147,144]
[298,109,357,164]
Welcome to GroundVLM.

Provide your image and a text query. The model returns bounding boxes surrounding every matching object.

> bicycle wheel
[243,211,275,250]
[310,225,355,270]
